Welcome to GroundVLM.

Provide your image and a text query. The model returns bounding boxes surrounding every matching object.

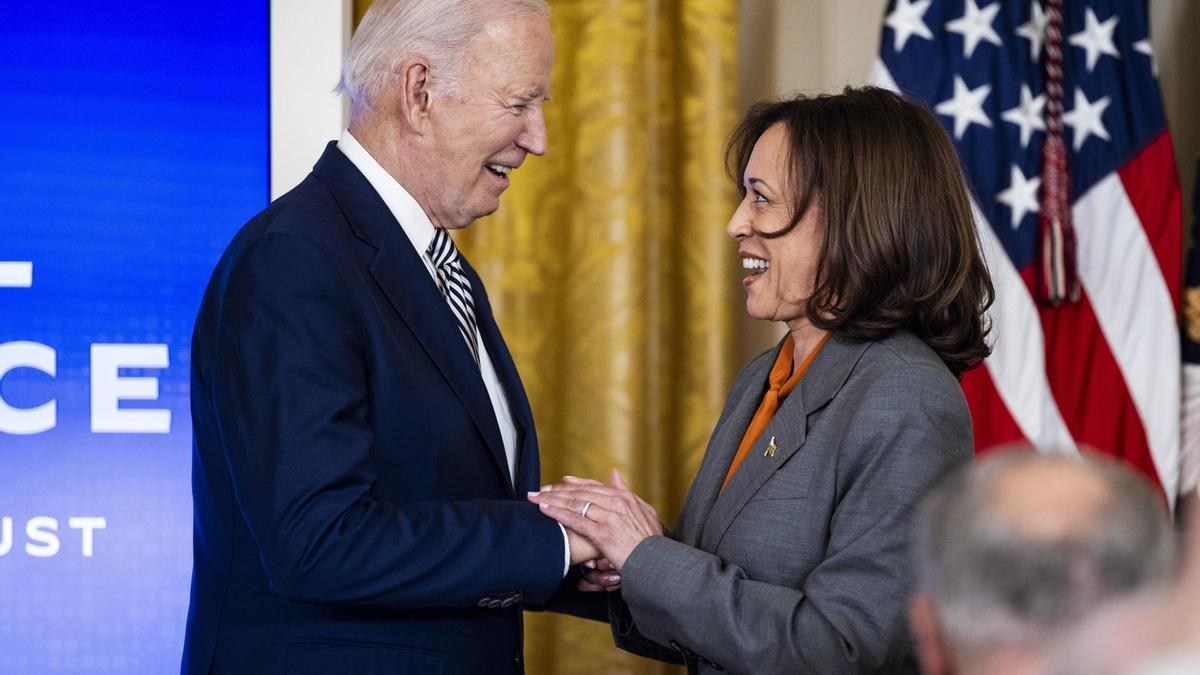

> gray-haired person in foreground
[909,450,1176,675]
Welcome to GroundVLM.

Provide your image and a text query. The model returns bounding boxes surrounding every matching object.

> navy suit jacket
[182,143,567,674]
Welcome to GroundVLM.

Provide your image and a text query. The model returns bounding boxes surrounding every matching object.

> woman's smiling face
[726,122,825,325]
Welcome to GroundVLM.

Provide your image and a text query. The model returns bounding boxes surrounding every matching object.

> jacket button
[477,597,492,607]
[500,596,518,608]
[513,655,523,671]
[487,599,503,609]
[669,641,693,661]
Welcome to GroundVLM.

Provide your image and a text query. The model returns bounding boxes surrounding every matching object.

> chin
[451,202,498,228]
[745,301,771,322]
[468,205,499,223]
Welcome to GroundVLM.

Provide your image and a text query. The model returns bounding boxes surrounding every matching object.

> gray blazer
[608,330,973,674]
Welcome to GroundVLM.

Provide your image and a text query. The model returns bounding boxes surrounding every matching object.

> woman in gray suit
[529,87,994,674]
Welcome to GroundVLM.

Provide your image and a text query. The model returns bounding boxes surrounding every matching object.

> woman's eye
[752,191,768,204]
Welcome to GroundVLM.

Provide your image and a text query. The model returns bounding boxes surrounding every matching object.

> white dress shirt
[337,130,570,575]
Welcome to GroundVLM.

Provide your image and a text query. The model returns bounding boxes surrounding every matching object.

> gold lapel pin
[764,435,778,458]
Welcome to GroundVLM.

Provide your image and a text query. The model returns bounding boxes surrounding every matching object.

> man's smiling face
[422,13,554,229]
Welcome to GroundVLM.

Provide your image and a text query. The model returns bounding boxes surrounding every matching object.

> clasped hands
[528,469,663,593]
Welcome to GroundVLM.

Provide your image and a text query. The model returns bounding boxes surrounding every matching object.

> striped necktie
[427,228,480,367]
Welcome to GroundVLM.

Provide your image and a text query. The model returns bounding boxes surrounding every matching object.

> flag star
[1001,84,1046,148]
[945,0,1003,58]
[1063,88,1112,151]
[1134,38,1158,75]
[935,76,993,139]
[1015,1,1049,61]
[996,164,1041,230]
[1068,8,1121,72]
[885,0,935,52]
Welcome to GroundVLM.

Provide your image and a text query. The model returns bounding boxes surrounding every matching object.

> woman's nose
[726,201,752,240]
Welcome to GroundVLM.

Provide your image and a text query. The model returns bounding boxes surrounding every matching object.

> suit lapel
[312,143,510,485]
[698,334,873,551]
[674,349,775,547]
[466,259,538,494]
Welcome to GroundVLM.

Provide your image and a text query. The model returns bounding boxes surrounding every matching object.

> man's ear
[396,59,434,131]
[911,593,952,675]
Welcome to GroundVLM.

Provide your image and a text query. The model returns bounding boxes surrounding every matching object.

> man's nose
[517,108,548,156]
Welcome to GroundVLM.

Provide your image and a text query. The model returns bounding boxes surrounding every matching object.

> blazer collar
[312,142,513,488]
[313,141,408,250]
[691,332,873,551]
[335,130,437,257]
[466,259,541,494]
[674,351,770,547]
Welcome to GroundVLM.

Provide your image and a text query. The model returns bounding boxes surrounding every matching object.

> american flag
[873,0,1184,502]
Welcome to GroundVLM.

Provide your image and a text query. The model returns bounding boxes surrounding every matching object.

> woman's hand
[528,469,663,572]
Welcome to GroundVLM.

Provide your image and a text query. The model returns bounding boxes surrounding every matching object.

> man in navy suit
[182,1,598,672]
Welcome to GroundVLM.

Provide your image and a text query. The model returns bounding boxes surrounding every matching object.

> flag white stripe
[0,261,33,288]
[872,60,1077,454]
[971,199,1078,453]
[1074,174,1180,500]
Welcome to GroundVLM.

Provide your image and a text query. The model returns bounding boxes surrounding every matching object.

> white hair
[913,451,1176,664]
[337,0,550,110]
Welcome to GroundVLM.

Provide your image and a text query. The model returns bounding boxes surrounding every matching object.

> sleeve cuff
[559,522,571,577]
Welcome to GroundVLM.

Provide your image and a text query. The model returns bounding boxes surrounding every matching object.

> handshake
[527,469,663,593]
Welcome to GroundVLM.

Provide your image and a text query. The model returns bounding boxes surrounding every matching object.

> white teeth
[742,258,769,272]
[487,164,512,177]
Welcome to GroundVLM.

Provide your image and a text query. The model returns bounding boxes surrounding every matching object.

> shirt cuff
[558,522,571,577]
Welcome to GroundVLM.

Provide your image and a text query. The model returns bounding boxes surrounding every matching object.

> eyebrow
[747,177,775,193]
[513,90,547,103]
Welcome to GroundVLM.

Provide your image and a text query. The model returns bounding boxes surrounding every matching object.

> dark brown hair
[727,86,994,377]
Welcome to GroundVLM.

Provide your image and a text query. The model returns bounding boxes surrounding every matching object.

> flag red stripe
[1037,282,1164,491]
[960,365,1027,452]
[1118,131,1184,310]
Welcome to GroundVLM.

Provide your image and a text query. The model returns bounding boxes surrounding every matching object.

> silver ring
[580,501,592,519]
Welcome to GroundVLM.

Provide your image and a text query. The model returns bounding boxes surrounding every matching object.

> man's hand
[577,558,622,592]
[567,527,601,566]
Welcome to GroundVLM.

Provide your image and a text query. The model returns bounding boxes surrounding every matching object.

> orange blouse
[720,332,831,493]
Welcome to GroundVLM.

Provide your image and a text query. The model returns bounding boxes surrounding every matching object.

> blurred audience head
[1050,502,1200,675]
[910,449,1175,675]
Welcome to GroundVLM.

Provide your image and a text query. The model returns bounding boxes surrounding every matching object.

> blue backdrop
[0,2,269,671]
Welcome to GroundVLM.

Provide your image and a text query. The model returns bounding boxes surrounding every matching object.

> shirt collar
[337,129,435,258]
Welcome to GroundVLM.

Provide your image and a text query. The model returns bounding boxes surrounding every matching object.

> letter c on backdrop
[0,341,57,435]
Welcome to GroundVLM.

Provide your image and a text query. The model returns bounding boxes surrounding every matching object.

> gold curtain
[354,1,741,673]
